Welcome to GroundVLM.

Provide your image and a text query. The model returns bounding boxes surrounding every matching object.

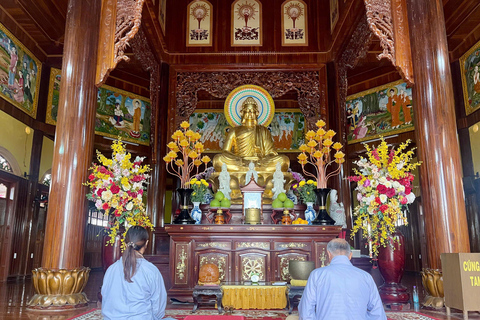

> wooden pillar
[406,0,470,269]
[27,0,101,309]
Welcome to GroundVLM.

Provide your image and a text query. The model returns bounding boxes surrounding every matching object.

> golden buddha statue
[211,97,292,203]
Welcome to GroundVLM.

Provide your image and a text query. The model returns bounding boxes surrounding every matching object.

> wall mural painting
[46,68,151,146]
[189,109,305,152]
[231,0,262,46]
[281,0,307,46]
[187,0,213,47]
[330,0,339,33]
[0,23,41,118]
[346,80,414,144]
[460,39,480,116]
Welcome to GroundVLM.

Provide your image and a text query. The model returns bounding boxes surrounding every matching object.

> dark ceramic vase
[101,229,122,272]
[173,188,196,224]
[312,188,335,225]
[377,230,410,307]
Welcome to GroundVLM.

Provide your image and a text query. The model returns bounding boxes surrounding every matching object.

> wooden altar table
[165,224,341,301]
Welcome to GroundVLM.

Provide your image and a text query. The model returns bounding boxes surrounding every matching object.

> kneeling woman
[102,226,175,320]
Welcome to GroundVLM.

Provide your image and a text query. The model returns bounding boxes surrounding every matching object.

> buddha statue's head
[241,97,259,126]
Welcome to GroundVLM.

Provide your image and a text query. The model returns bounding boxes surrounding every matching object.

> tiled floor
[0,270,479,320]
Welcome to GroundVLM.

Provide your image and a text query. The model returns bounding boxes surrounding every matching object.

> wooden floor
[0,270,479,319]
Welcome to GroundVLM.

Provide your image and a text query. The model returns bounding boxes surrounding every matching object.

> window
[87,205,109,227]
[0,184,7,199]
[0,156,12,173]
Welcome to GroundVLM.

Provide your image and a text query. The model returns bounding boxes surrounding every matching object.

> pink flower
[138,189,144,195]
[364,179,371,187]
[400,197,408,205]
[386,188,396,198]
[88,174,95,181]
[405,186,412,195]
[110,184,120,194]
[102,203,109,210]
[377,184,387,194]
[379,204,389,213]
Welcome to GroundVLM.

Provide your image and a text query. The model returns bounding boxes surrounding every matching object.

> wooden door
[194,250,231,283]
[0,180,15,280]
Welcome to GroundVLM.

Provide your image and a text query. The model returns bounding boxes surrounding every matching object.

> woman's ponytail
[122,226,149,283]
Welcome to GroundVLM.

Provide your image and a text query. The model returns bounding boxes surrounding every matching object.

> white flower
[122,169,130,177]
[133,182,142,190]
[101,190,113,201]
[137,194,143,200]
[371,180,379,188]
[406,192,416,204]
[126,202,134,211]
[379,177,388,185]
[357,193,363,201]
[398,185,405,193]
[368,207,374,215]
[122,184,131,191]
[380,194,387,203]
[116,153,124,161]
[396,161,405,170]
[384,181,392,188]
[392,181,401,189]
[95,200,103,209]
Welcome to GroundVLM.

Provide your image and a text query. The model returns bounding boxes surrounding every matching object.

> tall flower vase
[377,230,410,309]
[174,188,196,224]
[191,202,202,224]
[304,202,316,225]
[312,188,335,225]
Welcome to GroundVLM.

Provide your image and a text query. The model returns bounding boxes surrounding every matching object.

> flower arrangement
[297,120,345,188]
[163,121,211,188]
[292,180,317,203]
[190,177,210,202]
[348,138,421,257]
[85,139,153,246]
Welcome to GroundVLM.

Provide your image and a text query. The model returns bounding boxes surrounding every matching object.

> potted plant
[84,138,153,269]
[292,180,317,224]
[349,137,421,304]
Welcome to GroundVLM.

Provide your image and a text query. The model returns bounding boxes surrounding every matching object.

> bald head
[326,238,352,258]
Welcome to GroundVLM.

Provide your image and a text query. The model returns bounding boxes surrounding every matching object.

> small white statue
[329,189,347,228]
[245,162,258,184]
[271,162,286,200]
[218,163,232,200]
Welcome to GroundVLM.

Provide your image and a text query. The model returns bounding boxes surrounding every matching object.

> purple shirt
[298,255,386,320]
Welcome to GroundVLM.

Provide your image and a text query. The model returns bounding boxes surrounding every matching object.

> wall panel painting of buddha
[281,0,308,46]
[231,0,262,46]
[460,39,480,116]
[46,68,152,146]
[189,109,305,152]
[0,23,41,118]
[346,80,414,144]
[186,0,213,47]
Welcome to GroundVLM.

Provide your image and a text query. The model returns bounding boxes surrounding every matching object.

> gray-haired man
[297,238,386,320]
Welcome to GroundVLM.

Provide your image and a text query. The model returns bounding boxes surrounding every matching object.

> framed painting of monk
[46,68,152,146]
[189,109,305,152]
[0,23,42,118]
[346,80,414,144]
[460,39,480,116]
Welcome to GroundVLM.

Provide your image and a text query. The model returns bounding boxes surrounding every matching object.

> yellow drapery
[221,285,287,309]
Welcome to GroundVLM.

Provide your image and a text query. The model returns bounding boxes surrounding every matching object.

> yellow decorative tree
[163,121,211,224]
[297,119,345,188]
[297,119,345,225]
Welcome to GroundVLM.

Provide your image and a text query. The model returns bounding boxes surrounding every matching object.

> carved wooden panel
[314,242,330,269]
[174,242,190,285]
[174,70,324,130]
[274,251,309,281]
[235,251,270,282]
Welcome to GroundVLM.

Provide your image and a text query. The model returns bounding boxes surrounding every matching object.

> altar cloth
[221,285,287,310]
[184,316,246,320]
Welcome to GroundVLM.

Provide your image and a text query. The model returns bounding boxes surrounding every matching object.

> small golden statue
[211,97,292,203]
